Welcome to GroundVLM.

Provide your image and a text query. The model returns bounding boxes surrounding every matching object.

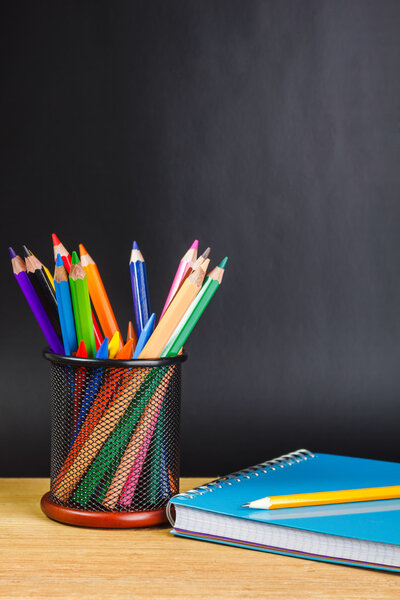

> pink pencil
[118,400,163,506]
[160,240,198,319]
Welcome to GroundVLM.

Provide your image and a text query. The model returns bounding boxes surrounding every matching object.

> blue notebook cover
[168,450,400,572]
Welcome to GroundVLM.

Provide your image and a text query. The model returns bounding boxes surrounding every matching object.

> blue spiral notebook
[167,450,400,572]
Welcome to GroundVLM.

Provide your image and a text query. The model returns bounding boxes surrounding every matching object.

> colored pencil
[79,243,122,346]
[129,241,151,337]
[54,254,77,356]
[149,402,166,504]
[139,260,209,359]
[72,367,172,505]
[52,233,103,349]
[126,320,137,348]
[132,313,155,359]
[29,249,55,290]
[52,233,72,271]
[73,340,87,430]
[108,331,120,358]
[103,373,173,508]
[72,337,109,441]
[53,336,140,494]
[9,248,64,354]
[117,338,134,359]
[53,368,122,494]
[165,247,211,312]
[160,240,198,319]
[243,485,400,510]
[55,368,148,502]
[180,247,211,288]
[75,339,87,357]
[23,247,62,339]
[69,252,96,358]
[162,257,228,357]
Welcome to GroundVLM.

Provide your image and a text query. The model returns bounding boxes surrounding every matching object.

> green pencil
[69,251,96,357]
[161,257,228,357]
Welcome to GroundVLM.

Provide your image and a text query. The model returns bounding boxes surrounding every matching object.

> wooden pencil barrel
[41,350,187,528]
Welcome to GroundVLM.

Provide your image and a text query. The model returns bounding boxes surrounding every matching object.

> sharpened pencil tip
[132,240,139,250]
[202,247,211,260]
[95,337,109,359]
[8,246,17,259]
[218,256,228,269]
[79,243,88,256]
[55,253,64,267]
[145,313,156,329]
[52,233,61,246]
[191,239,199,250]
[71,250,80,265]
[76,339,87,358]
[21,245,31,258]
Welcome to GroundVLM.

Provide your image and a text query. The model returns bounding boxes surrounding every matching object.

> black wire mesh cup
[40,350,187,528]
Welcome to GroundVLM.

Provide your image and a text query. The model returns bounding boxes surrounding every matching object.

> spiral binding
[167,449,315,524]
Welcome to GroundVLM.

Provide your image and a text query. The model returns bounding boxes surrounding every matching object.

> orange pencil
[139,260,209,359]
[126,320,137,348]
[117,338,134,359]
[79,244,122,348]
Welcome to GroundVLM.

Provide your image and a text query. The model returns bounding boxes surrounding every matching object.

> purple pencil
[9,247,64,354]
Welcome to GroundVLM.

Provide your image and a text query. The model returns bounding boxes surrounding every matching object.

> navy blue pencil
[129,241,151,337]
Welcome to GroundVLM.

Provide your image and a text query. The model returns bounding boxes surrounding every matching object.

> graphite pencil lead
[22,245,32,258]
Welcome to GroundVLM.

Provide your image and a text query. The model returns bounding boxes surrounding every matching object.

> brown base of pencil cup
[42,351,187,528]
[41,492,168,528]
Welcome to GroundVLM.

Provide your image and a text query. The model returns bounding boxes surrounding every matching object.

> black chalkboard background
[1,1,400,476]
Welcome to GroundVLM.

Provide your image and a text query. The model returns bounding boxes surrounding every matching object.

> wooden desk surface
[0,478,398,599]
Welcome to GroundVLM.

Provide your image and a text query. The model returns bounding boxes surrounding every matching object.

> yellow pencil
[108,331,121,358]
[243,485,400,510]
[139,259,209,359]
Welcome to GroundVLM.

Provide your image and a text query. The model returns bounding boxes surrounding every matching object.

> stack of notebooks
[167,450,400,572]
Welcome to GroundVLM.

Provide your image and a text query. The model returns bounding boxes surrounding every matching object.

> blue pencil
[132,313,155,358]
[129,241,151,337]
[54,254,77,356]
[72,336,109,442]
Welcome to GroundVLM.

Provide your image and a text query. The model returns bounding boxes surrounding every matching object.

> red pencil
[73,340,87,430]
[52,233,72,272]
[52,233,103,350]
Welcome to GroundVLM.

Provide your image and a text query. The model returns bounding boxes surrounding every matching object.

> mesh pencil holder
[41,350,187,528]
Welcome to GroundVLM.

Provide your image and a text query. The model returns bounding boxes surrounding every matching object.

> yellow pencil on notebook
[243,485,400,509]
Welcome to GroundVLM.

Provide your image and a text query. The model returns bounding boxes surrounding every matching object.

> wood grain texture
[0,478,399,599]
